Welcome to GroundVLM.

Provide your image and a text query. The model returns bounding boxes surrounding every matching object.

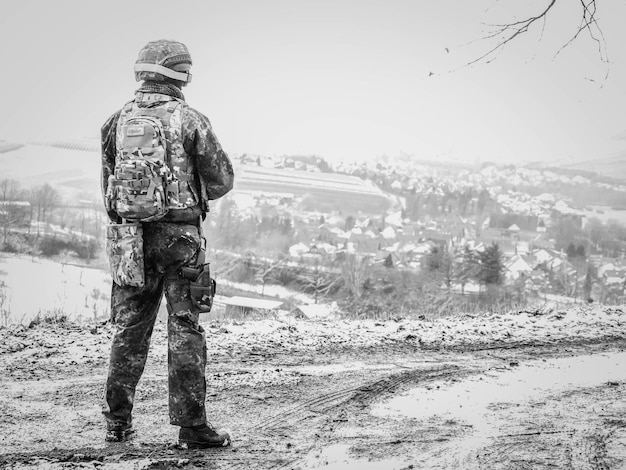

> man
[100,39,234,448]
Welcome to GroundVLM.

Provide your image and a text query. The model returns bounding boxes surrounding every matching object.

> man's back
[101,81,233,225]
[101,39,233,448]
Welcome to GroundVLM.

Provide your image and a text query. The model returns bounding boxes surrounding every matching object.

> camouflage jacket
[101,82,234,223]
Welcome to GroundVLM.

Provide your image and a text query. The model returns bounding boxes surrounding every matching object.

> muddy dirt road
[1,307,625,469]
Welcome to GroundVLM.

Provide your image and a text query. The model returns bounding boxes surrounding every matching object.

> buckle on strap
[134,63,192,83]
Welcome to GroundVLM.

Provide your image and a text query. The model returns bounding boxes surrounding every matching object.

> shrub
[28,309,70,328]
[1,240,19,253]
[39,236,67,257]
[1,232,32,254]
[229,255,257,283]
[73,238,100,260]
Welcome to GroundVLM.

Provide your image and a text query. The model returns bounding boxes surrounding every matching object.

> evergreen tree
[423,245,453,287]
[424,246,444,272]
[478,242,504,286]
[456,245,480,294]
[567,242,587,261]
[566,242,578,260]
[344,215,356,231]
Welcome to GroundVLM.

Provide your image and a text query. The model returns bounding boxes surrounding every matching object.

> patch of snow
[0,254,110,324]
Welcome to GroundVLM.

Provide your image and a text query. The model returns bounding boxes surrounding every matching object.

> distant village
[231,152,626,305]
[2,141,626,307]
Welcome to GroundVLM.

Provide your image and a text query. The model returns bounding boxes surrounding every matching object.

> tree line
[0,178,102,259]
[0,179,61,244]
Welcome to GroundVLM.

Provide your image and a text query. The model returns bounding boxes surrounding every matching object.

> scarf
[136,81,185,101]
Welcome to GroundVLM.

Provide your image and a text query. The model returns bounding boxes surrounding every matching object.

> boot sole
[180,436,231,449]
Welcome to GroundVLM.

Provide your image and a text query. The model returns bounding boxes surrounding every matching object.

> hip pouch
[180,249,216,312]
[106,222,145,287]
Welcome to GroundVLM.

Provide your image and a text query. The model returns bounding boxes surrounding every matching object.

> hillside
[0,141,392,214]
[237,165,391,213]
[0,143,101,202]
[527,153,626,183]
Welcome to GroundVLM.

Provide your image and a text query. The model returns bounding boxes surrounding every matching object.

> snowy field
[0,254,111,324]
[0,253,315,326]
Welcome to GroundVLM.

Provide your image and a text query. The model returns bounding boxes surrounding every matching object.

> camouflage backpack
[106,93,198,222]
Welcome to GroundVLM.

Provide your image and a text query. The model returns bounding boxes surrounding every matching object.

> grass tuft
[28,308,70,328]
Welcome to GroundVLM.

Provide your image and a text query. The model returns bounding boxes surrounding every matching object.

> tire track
[220,365,464,470]
[252,364,461,433]
[584,419,626,470]
[476,420,626,469]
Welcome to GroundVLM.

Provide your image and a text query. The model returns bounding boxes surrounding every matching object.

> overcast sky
[1,0,626,165]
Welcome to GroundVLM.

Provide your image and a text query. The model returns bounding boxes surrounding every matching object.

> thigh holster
[180,263,216,313]
[172,247,215,313]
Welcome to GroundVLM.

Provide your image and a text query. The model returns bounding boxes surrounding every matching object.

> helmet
[134,39,192,84]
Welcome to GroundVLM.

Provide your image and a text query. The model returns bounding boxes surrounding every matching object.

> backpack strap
[117,101,134,127]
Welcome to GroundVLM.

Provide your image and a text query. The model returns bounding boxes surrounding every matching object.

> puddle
[354,352,626,467]
[298,444,407,469]
[299,354,626,468]
[372,352,626,428]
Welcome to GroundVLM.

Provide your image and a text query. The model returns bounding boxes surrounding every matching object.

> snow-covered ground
[193,305,626,356]
[0,254,111,324]
[1,303,625,372]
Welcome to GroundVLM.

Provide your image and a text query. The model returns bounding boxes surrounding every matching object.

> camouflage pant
[102,222,207,427]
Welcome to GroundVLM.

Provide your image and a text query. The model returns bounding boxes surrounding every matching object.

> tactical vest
[106,92,200,222]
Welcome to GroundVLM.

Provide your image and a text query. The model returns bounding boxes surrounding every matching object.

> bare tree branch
[466,0,607,69]
[467,0,557,66]
[555,0,607,62]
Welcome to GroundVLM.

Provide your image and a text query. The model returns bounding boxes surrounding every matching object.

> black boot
[105,420,135,442]
[179,423,231,449]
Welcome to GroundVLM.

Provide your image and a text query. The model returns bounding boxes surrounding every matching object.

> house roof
[505,255,532,272]
[381,226,396,239]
